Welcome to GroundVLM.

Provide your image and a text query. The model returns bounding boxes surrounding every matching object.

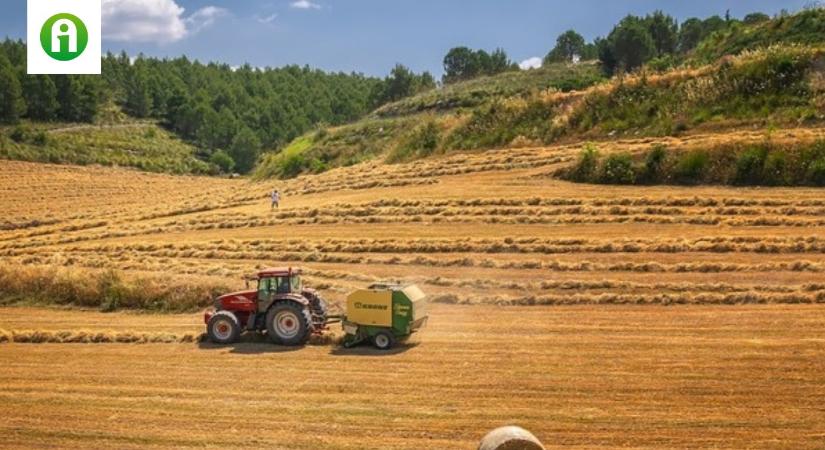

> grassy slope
[254,62,605,178]
[373,62,604,117]
[257,46,825,179]
[0,120,211,175]
[692,8,825,62]
[257,10,825,180]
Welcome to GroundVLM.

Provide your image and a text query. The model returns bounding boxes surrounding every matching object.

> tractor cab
[254,267,303,312]
[257,270,301,295]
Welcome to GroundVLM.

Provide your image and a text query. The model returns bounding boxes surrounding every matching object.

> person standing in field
[271,189,281,209]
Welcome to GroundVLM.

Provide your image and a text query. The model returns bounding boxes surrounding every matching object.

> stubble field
[1,127,825,448]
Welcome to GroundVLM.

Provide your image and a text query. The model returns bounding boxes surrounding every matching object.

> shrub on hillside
[279,152,307,178]
[564,139,825,187]
[640,144,668,183]
[599,153,636,184]
[209,150,235,173]
[31,130,48,146]
[570,144,600,182]
[734,147,768,185]
[388,120,441,163]
[674,151,709,184]
[9,125,29,143]
[806,158,825,186]
[762,150,789,186]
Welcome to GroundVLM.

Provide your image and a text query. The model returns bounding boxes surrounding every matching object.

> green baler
[340,283,428,349]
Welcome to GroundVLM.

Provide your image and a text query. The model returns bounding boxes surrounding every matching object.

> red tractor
[204,267,328,345]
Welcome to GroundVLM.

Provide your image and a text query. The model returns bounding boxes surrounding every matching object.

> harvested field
[1,304,824,449]
[4,130,825,309]
[2,126,825,448]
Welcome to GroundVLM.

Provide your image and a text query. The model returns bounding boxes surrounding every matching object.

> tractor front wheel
[266,302,311,346]
[207,311,241,344]
[372,330,396,350]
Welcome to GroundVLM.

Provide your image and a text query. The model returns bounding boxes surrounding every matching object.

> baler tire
[207,311,241,344]
[266,302,311,346]
[372,330,396,350]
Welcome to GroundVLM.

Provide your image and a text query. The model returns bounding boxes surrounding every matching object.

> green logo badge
[40,13,88,61]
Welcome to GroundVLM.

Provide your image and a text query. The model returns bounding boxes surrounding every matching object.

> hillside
[254,62,605,178]
[257,44,825,179]
[0,40,398,174]
[692,7,825,62]
[373,62,604,117]
[0,119,212,175]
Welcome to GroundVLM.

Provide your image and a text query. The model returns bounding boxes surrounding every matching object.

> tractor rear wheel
[207,311,241,344]
[372,330,396,350]
[266,302,311,346]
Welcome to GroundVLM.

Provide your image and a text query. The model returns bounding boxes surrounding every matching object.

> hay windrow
[0,329,206,344]
[0,328,347,346]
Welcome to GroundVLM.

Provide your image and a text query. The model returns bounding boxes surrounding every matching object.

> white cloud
[185,6,228,34]
[290,0,321,10]
[102,0,226,44]
[255,13,278,24]
[519,57,542,70]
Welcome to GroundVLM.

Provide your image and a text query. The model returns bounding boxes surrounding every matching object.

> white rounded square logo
[27,0,101,74]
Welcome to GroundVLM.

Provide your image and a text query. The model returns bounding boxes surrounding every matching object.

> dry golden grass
[1,305,824,449]
[2,125,825,448]
[4,127,825,309]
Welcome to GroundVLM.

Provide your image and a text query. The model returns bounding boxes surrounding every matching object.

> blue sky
[1,0,808,76]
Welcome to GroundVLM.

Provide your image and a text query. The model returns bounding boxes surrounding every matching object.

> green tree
[580,43,599,60]
[195,104,221,149]
[383,64,417,102]
[678,18,704,53]
[702,15,727,36]
[197,106,238,150]
[54,75,100,122]
[644,11,678,56]
[418,71,437,91]
[678,15,728,54]
[485,48,512,75]
[371,64,435,105]
[209,150,235,173]
[0,55,25,123]
[545,30,586,64]
[443,47,480,83]
[602,16,656,74]
[229,127,261,173]
[22,75,59,121]
[743,12,770,25]
[125,65,152,118]
[443,47,515,83]
[595,37,615,73]
[74,76,102,122]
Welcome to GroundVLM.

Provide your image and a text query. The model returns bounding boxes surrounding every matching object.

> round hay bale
[478,426,545,450]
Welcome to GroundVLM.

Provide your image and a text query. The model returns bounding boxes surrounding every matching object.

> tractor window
[259,276,298,294]
[258,277,272,293]
[274,276,290,294]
